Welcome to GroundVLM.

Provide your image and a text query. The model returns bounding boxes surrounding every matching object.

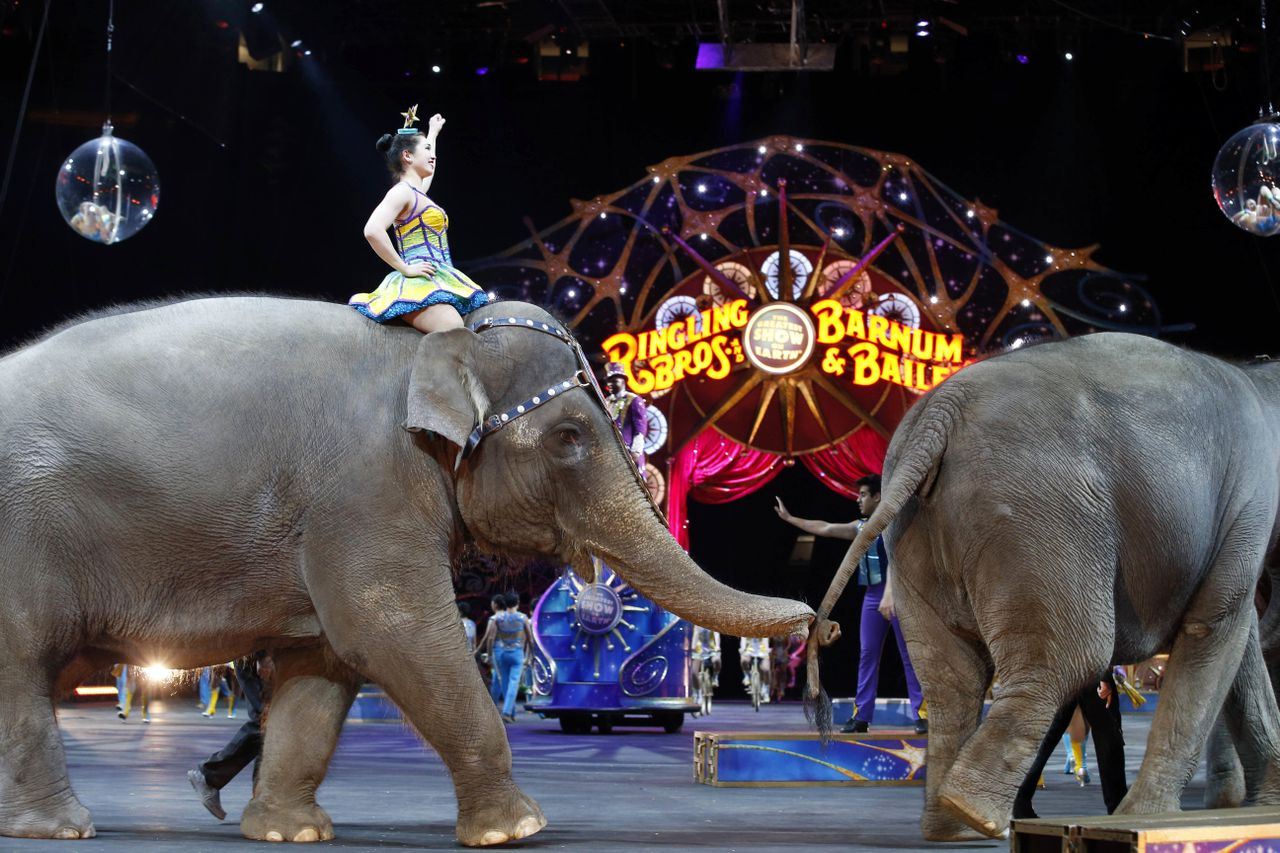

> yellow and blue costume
[349,188,491,322]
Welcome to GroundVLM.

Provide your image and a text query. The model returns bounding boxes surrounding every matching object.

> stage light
[966,209,975,218]
[290,39,302,48]
[930,295,939,304]
[759,188,768,197]
[599,211,607,219]
[1021,299,1031,307]
[303,49,311,56]
[916,29,930,37]
[431,64,441,73]
[1016,53,1030,64]
[1064,51,1074,60]
[834,227,846,237]
[567,289,577,298]
[1044,254,1054,264]
[699,233,708,241]
[916,19,929,27]
[475,66,489,76]
[653,176,660,184]
[1119,303,1128,313]
[251,2,263,12]
[898,192,908,201]
[697,183,706,193]
[757,145,767,154]
[794,143,804,152]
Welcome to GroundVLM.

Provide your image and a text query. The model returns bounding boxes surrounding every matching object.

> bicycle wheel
[750,661,761,712]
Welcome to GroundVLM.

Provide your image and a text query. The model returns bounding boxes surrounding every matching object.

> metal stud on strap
[461,370,592,459]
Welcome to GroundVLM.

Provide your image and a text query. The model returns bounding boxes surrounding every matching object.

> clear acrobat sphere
[1212,119,1280,237]
[55,122,160,244]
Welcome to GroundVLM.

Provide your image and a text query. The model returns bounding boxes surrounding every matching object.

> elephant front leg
[1216,619,1280,806]
[240,647,360,843]
[0,683,95,839]
[313,553,545,847]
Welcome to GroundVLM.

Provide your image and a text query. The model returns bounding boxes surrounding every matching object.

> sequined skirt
[349,264,491,323]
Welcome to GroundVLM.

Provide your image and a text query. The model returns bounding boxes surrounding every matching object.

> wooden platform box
[1011,805,1280,853]
[693,729,926,787]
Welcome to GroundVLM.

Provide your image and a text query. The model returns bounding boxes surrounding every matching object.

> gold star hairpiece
[400,104,420,129]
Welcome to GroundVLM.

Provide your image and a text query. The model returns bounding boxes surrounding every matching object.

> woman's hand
[401,261,437,278]
[428,113,446,134]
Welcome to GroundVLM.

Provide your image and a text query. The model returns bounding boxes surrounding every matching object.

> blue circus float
[526,559,697,733]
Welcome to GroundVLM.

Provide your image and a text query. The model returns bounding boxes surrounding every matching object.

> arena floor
[8,697,1202,851]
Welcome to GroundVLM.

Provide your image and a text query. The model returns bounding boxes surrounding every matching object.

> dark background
[3,0,1278,700]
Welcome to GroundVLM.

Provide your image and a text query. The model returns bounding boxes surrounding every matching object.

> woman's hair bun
[375,133,394,153]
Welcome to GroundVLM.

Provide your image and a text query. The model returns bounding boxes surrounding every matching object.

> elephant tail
[804,382,960,737]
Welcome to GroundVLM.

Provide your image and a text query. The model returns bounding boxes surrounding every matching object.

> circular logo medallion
[743,302,816,375]
[575,583,623,635]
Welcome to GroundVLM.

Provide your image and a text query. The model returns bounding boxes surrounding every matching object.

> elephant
[0,296,814,844]
[805,332,1280,840]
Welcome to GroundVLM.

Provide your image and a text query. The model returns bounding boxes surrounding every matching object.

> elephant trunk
[584,475,813,640]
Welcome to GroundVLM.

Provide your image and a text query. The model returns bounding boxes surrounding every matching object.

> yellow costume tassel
[1115,674,1146,707]
[918,700,928,720]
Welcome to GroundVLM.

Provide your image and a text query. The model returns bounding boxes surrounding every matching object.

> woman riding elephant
[0,296,813,845]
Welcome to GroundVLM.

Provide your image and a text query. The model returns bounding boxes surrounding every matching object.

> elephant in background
[807,332,1280,840]
[0,297,813,845]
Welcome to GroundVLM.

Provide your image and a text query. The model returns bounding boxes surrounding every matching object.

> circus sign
[743,303,815,376]
[812,299,965,392]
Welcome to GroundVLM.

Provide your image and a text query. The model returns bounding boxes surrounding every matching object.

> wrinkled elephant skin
[0,297,813,843]
[812,333,1280,840]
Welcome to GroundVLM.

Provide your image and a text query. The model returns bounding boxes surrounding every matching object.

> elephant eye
[558,426,582,446]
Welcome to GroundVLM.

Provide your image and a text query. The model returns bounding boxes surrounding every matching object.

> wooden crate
[693,729,926,787]
[1011,806,1280,853]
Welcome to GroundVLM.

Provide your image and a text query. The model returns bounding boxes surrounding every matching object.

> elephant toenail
[514,816,545,838]
[293,828,319,842]
[479,830,509,845]
[53,828,80,839]
[265,830,284,842]
[321,827,335,841]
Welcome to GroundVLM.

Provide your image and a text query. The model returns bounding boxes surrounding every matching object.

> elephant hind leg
[1118,514,1271,815]
[0,663,95,840]
[240,646,360,843]
[1204,711,1246,808]
[893,552,994,842]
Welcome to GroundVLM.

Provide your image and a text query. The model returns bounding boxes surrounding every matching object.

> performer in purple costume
[602,362,648,474]
[774,475,925,734]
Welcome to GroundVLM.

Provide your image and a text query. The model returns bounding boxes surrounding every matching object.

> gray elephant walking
[808,332,1280,840]
[0,296,813,844]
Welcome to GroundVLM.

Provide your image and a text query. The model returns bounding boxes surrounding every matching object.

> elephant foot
[937,791,1009,839]
[1204,772,1247,809]
[1113,788,1181,817]
[920,800,993,842]
[456,784,546,847]
[0,794,96,840]
[240,797,334,843]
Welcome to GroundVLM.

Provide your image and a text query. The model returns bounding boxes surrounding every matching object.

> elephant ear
[404,328,490,449]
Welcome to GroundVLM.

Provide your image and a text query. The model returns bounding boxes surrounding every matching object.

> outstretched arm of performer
[420,113,445,194]
[363,183,435,278]
[773,497,861,540]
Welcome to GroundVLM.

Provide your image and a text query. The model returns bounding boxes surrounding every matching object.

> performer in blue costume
[349,105,491,332]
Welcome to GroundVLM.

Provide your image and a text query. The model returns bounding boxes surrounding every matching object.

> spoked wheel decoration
[472,136,1174,457]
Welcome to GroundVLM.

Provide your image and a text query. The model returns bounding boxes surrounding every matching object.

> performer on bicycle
[739,637,771,703]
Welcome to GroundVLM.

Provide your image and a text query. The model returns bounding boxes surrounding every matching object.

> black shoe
[187,769,227,821]
[1011,799,1038,820]
[841,719,869,734]
[914,719,928,735]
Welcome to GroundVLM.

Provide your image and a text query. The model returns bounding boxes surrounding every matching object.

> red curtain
[801,429,889,499]
[667,431,784,548]
[666,428,890,547]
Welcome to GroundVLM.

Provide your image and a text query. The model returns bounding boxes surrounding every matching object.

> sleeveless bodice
[394,188,453,266]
